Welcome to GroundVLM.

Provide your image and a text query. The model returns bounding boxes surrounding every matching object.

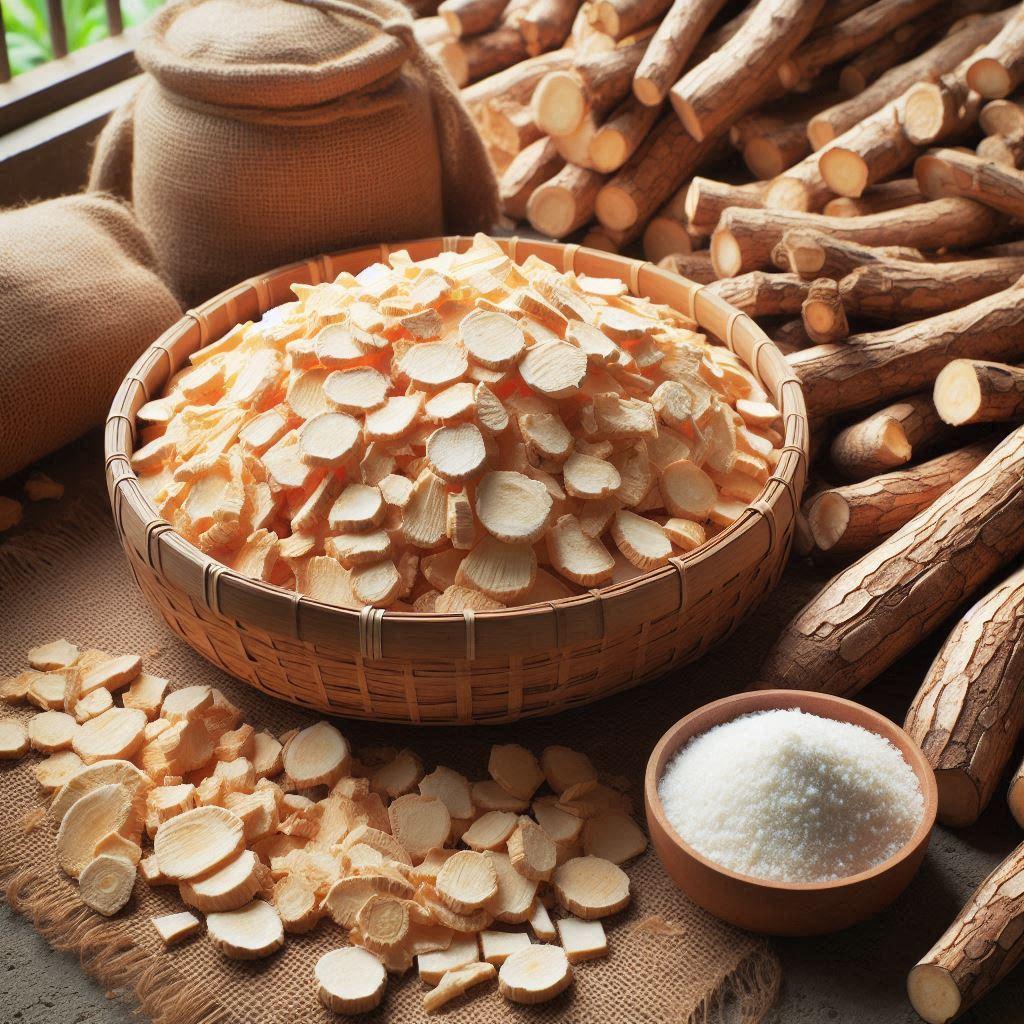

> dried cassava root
[137,235,781,614]
[5,641,645,1012]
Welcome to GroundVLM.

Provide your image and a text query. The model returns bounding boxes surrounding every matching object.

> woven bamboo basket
[105,236,808,725]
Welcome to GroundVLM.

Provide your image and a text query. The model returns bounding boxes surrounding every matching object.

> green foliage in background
[2,0,163,76]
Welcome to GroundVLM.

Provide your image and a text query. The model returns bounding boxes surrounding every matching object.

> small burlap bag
[89,0,499,305]
[0,195,181,481]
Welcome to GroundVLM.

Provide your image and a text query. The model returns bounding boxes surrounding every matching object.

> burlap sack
[0,194,181,481]
[89,0,499,305]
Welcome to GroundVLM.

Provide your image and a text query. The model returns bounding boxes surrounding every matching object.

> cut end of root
[533,72,585,138]
[632,76,662,108]
[906,964,961,1024]
[879,420,912,465]
[933,361,981,426]
[902,83,950,146]
[594,187,637,234]
[819,148,868,199]
[671,98,705,143]
[807,492,850,552]
[934,769,981,829]
[914,154,958,200]
[526,186,574,239]
[764,177,811,212]
[1007,776,1024,830]
[967,57,1012,100]
[710,231,742,278]
[589,130,627,174]
[743,138,784,181]
[642,219,695,265]
[806,118,836,151]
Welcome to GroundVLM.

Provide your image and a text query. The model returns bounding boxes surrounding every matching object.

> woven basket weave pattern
[105,236,808,724]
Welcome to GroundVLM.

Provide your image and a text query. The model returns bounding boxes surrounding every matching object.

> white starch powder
[658,709,924,883]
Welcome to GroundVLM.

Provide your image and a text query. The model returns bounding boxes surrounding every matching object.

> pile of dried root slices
[133,234,782,612]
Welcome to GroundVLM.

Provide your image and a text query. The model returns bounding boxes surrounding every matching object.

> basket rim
[104,235,809,648]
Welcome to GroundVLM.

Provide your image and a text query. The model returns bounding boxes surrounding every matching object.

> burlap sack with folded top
[0,194,182,481]
[89,0,499,305]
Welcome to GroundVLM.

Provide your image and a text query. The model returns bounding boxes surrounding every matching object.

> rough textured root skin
[838,16,937,97]
[980,95,1024,137]
[903,562,1024,828]
[704,272,810,317]
[976,131,1024,169]
[901,75,983,147]
[656,252,718,284]
[772,227,923,280]
[805,442,992,559]
[438,0,509,37]
[916,147,1024,220]
[839,256,1024,321]
[668,0,825,144]
[500,137,564,220]
[907,841,1024,1024]
[526,162,606,238]
[712,197,1003,278]
[589,96,662,174]
[822,178,923,217]
[519,0,580,56]
[684,177,767,231]
[443,26,529,86]
[590,0,670,40]
[966,7,1024,99]
[800,277,848,343]
[789,277,1024,417]
[743,119,810,180]
[461,48,574,111]
[757,424,1024,698]
[934,358,1024,426]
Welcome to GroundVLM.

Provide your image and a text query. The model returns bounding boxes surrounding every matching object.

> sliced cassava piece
[28,710,78,752]
[436,850,499,912]
[34,749,84,791]
[508,817,557,881]
[419,933,480,986]
[489,744,544,800]
[56,782,141,879]
[661,460,717,520]
[460,310,526,369]
[161,684,213,723]
[533,798,584,845]
[480,929,531,966]
[388,793,453,860]
[553,856,630,919]
[557,916,608,963]
[0,718,29,759]
[151,911,201,946]
[324,366,390,412]
[610,510,671,570]
[472,779,529,813]
[426,422,487,482]
[298,412,362,467]
[51,759,152,822]
[529,898,557,941]
[282,721,350,787]
[485,850,538,923]
[582,810,647,864]
[419,766,474,820]
[206,899,285,960]
[78,854,136,916]
[73,687,113,724]
[26,673,67,710]
[27,638,79,670]
[153,805,246,881]
[476,470,553,544]
[79,654,142,695]
[179,849,263,912]
[72,708,147,765]
[316,946,388,1014]
[424,961,497,1013]
[463,810,519,851]
[546,514,614,585]
[357,893,412,953]
[498,943,573,1004]
[540,747,596,794]
[370,749,424,799]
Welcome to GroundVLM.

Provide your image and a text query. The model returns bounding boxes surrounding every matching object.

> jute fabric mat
[0,437,826,1024]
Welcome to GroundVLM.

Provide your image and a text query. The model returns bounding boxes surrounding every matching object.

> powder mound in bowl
[658,709,924,884]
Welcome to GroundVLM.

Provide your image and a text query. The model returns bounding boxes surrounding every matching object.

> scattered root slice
[427,422,487,483]
[1,671,35,704]
[463,811,518,852]
[472,780,529,813]
[72,708,148,764]
[528,898,557,941]
[329,484,385,532]
[324,871,409,929]
[661,460,718,520]
[252,732,284,779]
[26,673,67,710]
[460,309,526,370]
[519,412,574,462]
[56,782,140,879]
[78,854,136,916]
[34,749,84,791]
[357,893,411,953]
[456,537,536,603]
[160,685,213,724]
[519,340,587,399]
[73,688,113,723]
[480,929,531,966]
[298,412,363,468]
[153,805,245,881]
[180,849,262,913]
[27,639,79,671]
[410,848,459,886]
[324,366,390,413]
[80,654,142,696]
[436,850,499,912]
[416,885,494,934]
[553,856,630,919]
[540,747,596,795]
[207,900,285,960]
[563,452,621,500]
[425,382,476,424]
[51,759,152,822]
[556,917,608,963]
[316,946,388,1014]
[283,721,350,788]
[546,515,614,586]
[151,911,201,946]
[419,766,474,820]
[663,517,706,552]
[388,794,452,861]
[533,798,584,845]
[351,559,403,606]
[475,471,553,544]
[370,749,424,799]
[340,824,413,867]
[557,781,629,818]
[485,851,537,923]
[366,395,424,443]
[424,961,496,1013]
[498,944,573,1004]
[435,585,505,613]
[418,933,480,985]
[582,810,647,864]
[508,818,557,882]
[93,831,142,865]
[273,873,322,933]
[0,719,29,759]
[28,710,78,753]
[398,340,468,391]
[611,510,671,570]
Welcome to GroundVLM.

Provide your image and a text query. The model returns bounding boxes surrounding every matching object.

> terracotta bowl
[644,689,938,936]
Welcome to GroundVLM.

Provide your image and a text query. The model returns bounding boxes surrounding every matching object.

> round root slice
[79,854,136,916]
[56,782,140,879]
[324,366,390,413]
[388,794,452,861]
[472,780,529,813]
[153,805,246,881]
[519,413,573,461]
[357,894,411,953]
[610,510,672,571]
[519,340,588,399]
[546,515,615,586]
[425,382,476,423]
[314,323,371,368]
[274,873,322,934]
[179,849,262,913]
[563,452,621,501]
[532,799,583,844]
[476,471,553,545]
[540,747,596,794]
[484,851,537,923]
[419,766,474,820]
[457,538,537,603]
[51,759,152,822]
[489,744,544,801]
[351,560,403,606]
[0,718,29,759]
[417,886,494,933]
[398,340,468,390]
[287,367,332,420]
[435,850,499,913]
[508,819,557,882]
[329,484,385,531]
[71,707,147,765]
[426,422,487,483]
[207,900,285,960]
[28,710,78,753]
[463,811,518,852]
[582,811,648,864]
[365,394,423,442]
[27,673,66,710]
[283,721,350,787]
[498,944,573,1004]
[298,412,362,468]
[161,684,213,723]
[661,460,717,520]
[316,946,388,1014]
[28,638,79,670]
[460,310,526,370]
[35,749,84,791]
[553,856,630,920]
[341,824,413,866]
[370,749,424,800]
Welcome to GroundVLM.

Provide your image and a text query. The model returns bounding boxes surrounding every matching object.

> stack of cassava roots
[412,1,1024,1021]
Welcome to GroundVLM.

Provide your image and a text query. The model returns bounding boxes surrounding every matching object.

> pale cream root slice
[463,810,518,852]
[27,638,79,670]
[489,744,544,801]
[472,780,529,813]
[661,460,718,520]
[357,893,411,953]
[73,688,112,724]
[94,831,142,865]
[27,673,69,710]
[475,471,553,545]
[460,310,526,370]
[556,916,607,963]
[79,654,142,695]
[434,585,505,613]
[35,749,84,791]
[151,911,201,946]
[582,810,647,864]
[324,871,409,930]
[402,469,448,548]
[508,818,557,882]
[553,856,630,919]
[546,515,614,586]
[418,933,480,986]
[51,759,152,822]
[56,782,141,878]
[154,805,246,881]
[424,961,496,1013]
[273,872,322,933]
[283,721,350,787]
[351,560,403,606]
[410,847,459,886]
[179,849,262,913]
[325,530,391,568]
[528,898,557,941]
[316,946,388,1014]
[425,382,476,424]
[436,850,499,913]
[519,340,587,400]
[72,708,147,765]
[611,510,672,571]
[480,929,531,966]
[329,484,385,531]
[314,323,373,368]
[207,900,285,960]
[566,321,621,365]
[1,671,35,705]
[399,340,468,390]
[426,422,487,483]
[563,452,622,501]
[540,747,596,795]
[664,517,706,552]
[419,765,474,820]
[78,854,136,916]
[498,944,573,1004]
[485,851,537,923]
[161,684,213,724]
[370,749,424,799]
[366,394,424,442]
[519,412,574,462]
[324,366,390,413]
[298,412,362,467]
[0,719,28,759]
[456,537,536,603]
[532,798,584,844]
[252,732,283,778]
[27,710,78,753]
[388,794,452,861]
[474,383,509,435]
[341,824,413,866]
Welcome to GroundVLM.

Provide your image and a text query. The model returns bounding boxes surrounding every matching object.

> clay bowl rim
[644,689,939,895]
